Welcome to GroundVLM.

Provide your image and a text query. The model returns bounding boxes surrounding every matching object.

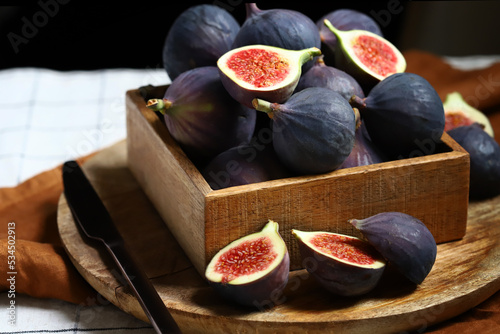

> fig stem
[353,108,362,130]
[245,3,261,20]
[146,98,172,115]
[298,47,323,66]
[252,98,277,119]
[349,95,367,109]
[324,19,341,38]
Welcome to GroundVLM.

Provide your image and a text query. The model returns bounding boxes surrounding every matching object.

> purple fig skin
[294,235,385,296]
[316,9,383,64]
[295,56,365,101]
[350,212,437,285]
[150,66,256,164]
[202,142,293,190]
[162,4,240,81]
[232,3,321,73]
[254,87,356,175]
[448,123,500,200]
[338,121,387,169]
[350,73,445,160]
[208,252,290,308]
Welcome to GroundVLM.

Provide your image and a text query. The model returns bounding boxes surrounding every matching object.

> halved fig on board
[217,44,321,108]
[292,229,386,296]
[350,212,437,285]
[323,19,406,90]
[205,220,290,308]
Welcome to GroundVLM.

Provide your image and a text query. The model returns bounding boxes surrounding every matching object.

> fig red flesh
[353,35,398,77]
[218,45,321,108]
[226,49,290,88]
[205,220,289,308]
[292,229,385,296]
[310,233,377,266]
[215,236,278,284]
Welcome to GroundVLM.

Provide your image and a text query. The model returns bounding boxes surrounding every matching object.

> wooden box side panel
[205,151,470,270]
[126,89,210,272]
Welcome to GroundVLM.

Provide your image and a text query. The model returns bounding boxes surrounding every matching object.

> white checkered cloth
[0,67,168,333]
[1,56,500,333]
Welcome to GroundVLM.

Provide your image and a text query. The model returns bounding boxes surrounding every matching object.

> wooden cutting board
[57,140,500,334]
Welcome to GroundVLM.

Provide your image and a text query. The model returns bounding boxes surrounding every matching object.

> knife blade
[62,160,181,334]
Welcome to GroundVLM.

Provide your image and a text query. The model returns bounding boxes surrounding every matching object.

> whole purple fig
[162,5,240,80]
[448,123,500,200]
[350,73,445,160]
[338,113,387,169]
[295,56,365,101]
[147,66,256,164]
[350,212,437,285]
[202,142,292,190]
[252,87,356,175]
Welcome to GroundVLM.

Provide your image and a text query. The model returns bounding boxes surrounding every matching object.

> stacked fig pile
[152,3,500,308]
[154,4,441,188]
[153,3,499,199]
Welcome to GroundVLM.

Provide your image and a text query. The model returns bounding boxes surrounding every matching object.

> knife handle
[104,240,182,334]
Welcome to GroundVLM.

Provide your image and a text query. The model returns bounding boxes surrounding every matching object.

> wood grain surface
[126,87,470,276]
[57,140,500,334]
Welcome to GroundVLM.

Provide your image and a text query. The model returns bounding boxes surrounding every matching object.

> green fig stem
[298,47,322,66]
[324,19,341,38]
[252,98,279,119]
[146,98,172,115]
[349,95,367,110]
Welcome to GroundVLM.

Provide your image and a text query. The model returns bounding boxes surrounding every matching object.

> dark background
[1,1,499,71]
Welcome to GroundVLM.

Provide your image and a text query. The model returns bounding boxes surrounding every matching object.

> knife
[62,160,181,334]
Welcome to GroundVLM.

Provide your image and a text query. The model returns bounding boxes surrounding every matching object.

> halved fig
[217,44,321,108]
[316,8,383,65]
[205,220,290,308]
[443,91,494,137]
[292,229,386,296]
[323,19,406,89]
[350,212,437,285]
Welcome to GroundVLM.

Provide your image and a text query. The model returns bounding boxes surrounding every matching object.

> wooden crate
[126,86,470,275]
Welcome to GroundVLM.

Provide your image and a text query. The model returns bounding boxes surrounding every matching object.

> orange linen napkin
[0,155,98,305]
[0,51,499,328]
